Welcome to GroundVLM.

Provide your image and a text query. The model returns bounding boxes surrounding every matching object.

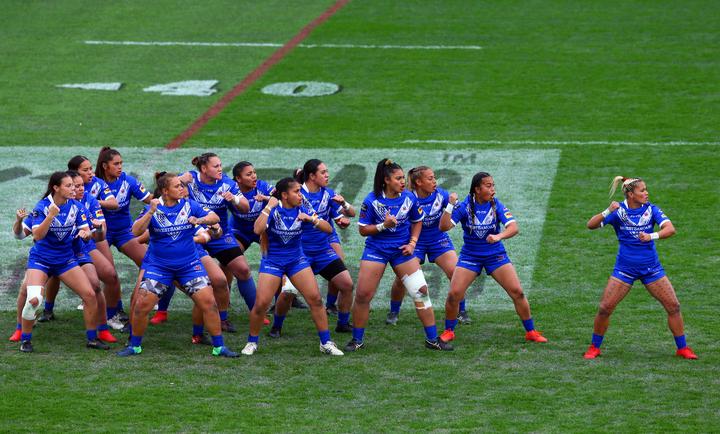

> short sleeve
[31,202,47,228]
[409,196,424,223]
[129,175,151,201]
[190,200,211,218]
[602,210,619,228]
[495,199,515,226]
[97,180,115,201]
[358,195,377,226]
[450,201,467,226]
[652,204,670,228]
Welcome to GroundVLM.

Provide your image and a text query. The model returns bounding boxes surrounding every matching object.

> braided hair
[468,171,498,232]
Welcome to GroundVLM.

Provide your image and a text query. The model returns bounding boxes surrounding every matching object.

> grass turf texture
[1,0,719,432]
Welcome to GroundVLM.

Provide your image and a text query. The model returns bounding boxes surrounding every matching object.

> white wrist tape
[376,223,386,232]
[601,208,611,218]
[22,285,44,320]
[444,203,455,214]
[650,232,660,240]
[342,202,351,211]
[233,194,242,206]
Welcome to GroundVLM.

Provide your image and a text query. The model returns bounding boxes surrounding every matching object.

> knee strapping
[281,278,299,295]
[22,285,44,320]
[402,270,431,309]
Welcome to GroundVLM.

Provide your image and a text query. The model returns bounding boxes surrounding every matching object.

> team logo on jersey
[45,204,80,241]
[187,178,231,208]
[115,180,130,205]
[273,213,303,244]
[423,194,443,227]
[617,205,653,227]
[504,211,513,219]
[153,202,191,240]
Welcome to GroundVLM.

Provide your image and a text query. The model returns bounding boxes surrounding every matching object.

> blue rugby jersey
[602,200,670,266]
[228,179,274,238]
[30,196,89,262]
[300,184,342,252]
[416,187,451,244]
[86,176,115,202]
[358,191,424,249]
[138,198,210,267]
[184,170,238,234]
[265,205,313,259]
[102,172,150,233]
[451,196,515,257]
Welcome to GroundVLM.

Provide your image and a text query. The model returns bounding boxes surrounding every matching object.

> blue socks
[237,277,257,310]
[390,300,402,314]
[674,334,687,349]
[86,329,97,341]
[273,314,286,330]
[591,333,604,348]
[211,335,224,347]
[522,318,535,332]
[130,335,143,347]
[445,319,459,331]
[116,300,124,311]
[248,334,259,343]
[98,324,109,332]
[326,293,338,308]
[352,327,365,342]
[21,332,31,341]
[15,323,21,330]
[158,286,175,312]
[459,299,466,312]
[192,324,204,336]
[219,310,228,321]
[338,312,350,326]
[106,306,117,320]
[44,301,54,312]
[424,325,438,341]
[318,330,330,345]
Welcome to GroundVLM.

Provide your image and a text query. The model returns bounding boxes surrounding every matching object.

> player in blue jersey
[117,172,238,358]
[384,166,473,326]
[437,171,547,345]
[95,147,153,328]
[229,161,275,250]
[19,172,109,352]
[345,159,452,352]
[269,160,355,336]
[583,176,697,360]
[172,153,250,333]
[240,177,343,356]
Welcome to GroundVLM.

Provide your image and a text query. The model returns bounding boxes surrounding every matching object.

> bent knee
[666,302,681,316]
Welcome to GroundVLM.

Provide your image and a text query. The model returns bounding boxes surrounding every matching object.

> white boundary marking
[403,139,720,146]
[83,40,483,50]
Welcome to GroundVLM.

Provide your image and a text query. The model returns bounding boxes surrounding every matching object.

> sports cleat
[192,334,212,345]
[149,311,168,325]
[98,329,118,343]
[425,338,454,351]
[107,314,124,330]
[335,323,352,333]
[221,319,237,333]
[263,317,270,326]
[457,310,472,325]
[87,339,110,350]
[241,342,258,356]
[117,308,129,323]
[77,303,84,310]
[116,345,142,357]
[268,328,282,338]
[385,311,399,326]
[525,330,548,343]
[20,340,33,353]
[676,347,698,360]
[213,346,240,358]
[120,322,131,334]
[291,297,308,309]
[344,338,365,352]
[583,345,601,359]
[320,341,344,356]
[326,304,339,316]
[9,329,22,342]
[37,310,55,322]
[440,329,455,343]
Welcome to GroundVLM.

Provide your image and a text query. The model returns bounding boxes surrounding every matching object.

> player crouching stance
[117,172,238,358]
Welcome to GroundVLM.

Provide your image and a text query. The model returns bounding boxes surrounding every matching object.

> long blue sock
[591,333,604,348]
[674,334,687,349]
[15,323,21,330]
[44,301,55,312]
[98,324,109,332]
[318,330,331,345]
[106,306,117,320]
[130,335,143,347]
[86,329,97,341]
[116,300,124,311]
[219,310,228,321]
[237,277,257,310]
[338,312,350,326]
[326,293,338,308]
[424,325,438,341]
[522,318,535,332]
[273,314,286,330]
[459,299,466,312]
[248,334,259,343]
[390,300,402,314]
[192,324,204,336]
[21,332,31,341]
[352,327,365,342]
[445,319,459,331]
[211,335,224,347]
[157,286,175,312]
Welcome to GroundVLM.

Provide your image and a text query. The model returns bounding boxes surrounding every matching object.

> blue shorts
[415,237,455,264]
[232,229,259,250]
[204,233,241,256]
[456,252,511,275]
[196,243,209,259]
[612,262,666,285]
[259,255,311,278]
[142,258,208,287]
[305,247,341,275]
[328,232,341,245]
[105,227,135,249]
[361,244,417,267]
[27,252,79,277]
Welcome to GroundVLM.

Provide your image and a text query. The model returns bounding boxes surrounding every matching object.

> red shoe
[525,330,548,343]
[192,334,212,345]
[9,329,21,342]
[439,329,455,343]
[263,317,270,326]
[676,347,698,360]
[98,329,118,343]
[584,345,601,359]
[150,311,168,325]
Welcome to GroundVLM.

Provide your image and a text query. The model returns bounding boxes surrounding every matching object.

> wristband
[261,210,270,217]
[233,194,242,206]
[342,201,351,211]
[444,203,455,214]
[601,208,611,218]
[313,218,321,227]
[376,223,386,232]
[650,232,659,240]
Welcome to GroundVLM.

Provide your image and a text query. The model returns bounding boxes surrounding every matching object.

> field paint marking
[56,82,123,91]
[165,0,350,149]
[84,40,483,51]
[0,147,559,312]
[403,139,720,146]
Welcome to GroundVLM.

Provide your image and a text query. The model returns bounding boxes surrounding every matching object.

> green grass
[1,0,719,432]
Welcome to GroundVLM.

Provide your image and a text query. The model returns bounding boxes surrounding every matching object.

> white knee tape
[402,270,432,309]
[22,285,44,320]
[281,278,299,295]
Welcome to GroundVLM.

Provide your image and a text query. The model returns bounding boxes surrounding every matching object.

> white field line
[83,40,482,50]
[403,139,720,146]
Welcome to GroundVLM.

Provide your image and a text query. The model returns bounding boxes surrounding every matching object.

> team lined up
[8,148,696,359]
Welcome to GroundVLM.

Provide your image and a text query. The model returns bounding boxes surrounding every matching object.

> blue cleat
[213,346,239,358]
[116,345,142,357]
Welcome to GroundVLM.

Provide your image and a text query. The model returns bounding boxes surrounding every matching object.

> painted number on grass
[143,80,219,96]
[261,81,340,97]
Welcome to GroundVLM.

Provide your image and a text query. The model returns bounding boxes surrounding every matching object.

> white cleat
[241,342,258,356]
[77,303,84,311]
[319,341,344,356]
[107,314,124,330]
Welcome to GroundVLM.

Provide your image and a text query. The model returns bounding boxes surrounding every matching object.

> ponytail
[42,172,71,199]
[67,155,90,171]
[373,158,402,196]
[154,171,176,197]
[273,177,298,200]
[609,176,643,198]
[95,147,121,181]
[191,152,218,171]
[407,166,430,192]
